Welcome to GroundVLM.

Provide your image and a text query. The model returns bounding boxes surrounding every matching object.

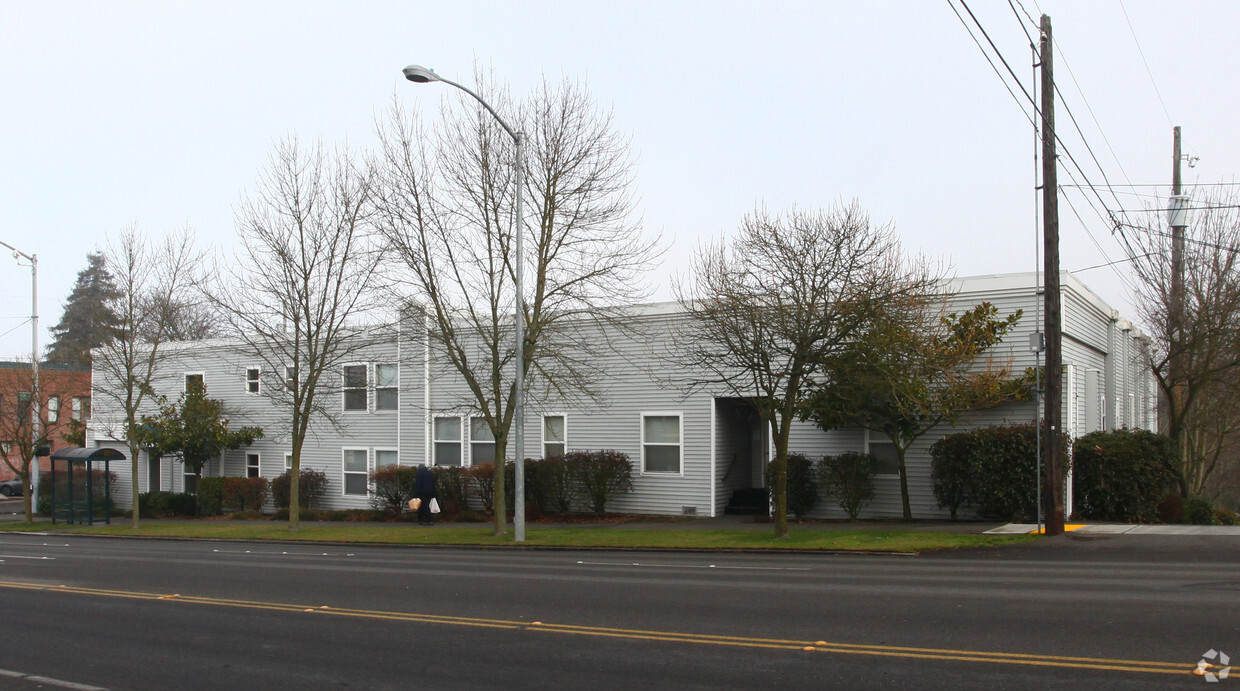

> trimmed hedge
[569,450,634,517]
[766,453,819,519]
[817,452,876,519]
[931,423,1068,521]
[369,464,419,516]
[1072,429,1178,523]
[139,491,197,517]
[270,468,329,509]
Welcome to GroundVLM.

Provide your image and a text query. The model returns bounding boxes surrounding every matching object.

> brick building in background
[0,361,91,483]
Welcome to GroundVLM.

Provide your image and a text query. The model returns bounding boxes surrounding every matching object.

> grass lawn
[0,520,1037,553]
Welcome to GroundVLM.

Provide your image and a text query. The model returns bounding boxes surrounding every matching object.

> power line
[1118,0,1174,126]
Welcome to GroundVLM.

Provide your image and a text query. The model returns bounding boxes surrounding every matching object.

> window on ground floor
[433,417,462,467]
[246,452,260,478]
[641,413,682,474]
[470,417,495,465]
[375,448,399,467]
[343,448,370,496]
[865,432,900,476]
[543,414,566,459]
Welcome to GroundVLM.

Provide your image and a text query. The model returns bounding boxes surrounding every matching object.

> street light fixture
[402,64,528,542]
[0,240,40,507]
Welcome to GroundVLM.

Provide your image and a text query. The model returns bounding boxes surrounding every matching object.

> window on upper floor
[375,364,398,411]
[343,365,368,411]
[246,368,260,394]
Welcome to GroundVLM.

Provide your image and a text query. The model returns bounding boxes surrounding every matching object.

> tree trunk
[129,441,142,529]
[21,465,33,524]
[771,417,789,539]
[896,442,912,521]
[493,436,508,537]
[289,439,302,532]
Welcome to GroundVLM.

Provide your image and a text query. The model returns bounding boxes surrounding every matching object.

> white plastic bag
[429,498,441,514]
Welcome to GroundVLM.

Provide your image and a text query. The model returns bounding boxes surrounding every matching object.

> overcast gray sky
[2,0,1236,359]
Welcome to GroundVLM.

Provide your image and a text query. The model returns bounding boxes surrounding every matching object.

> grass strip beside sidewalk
[3,521,1037,552]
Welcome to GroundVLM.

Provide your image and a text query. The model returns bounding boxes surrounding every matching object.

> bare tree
[137,294,223,342]
[210,137,384,531]
[373,72,658,536]
[674,202,938,537]
[92,225,203,528]
[1129,187,1240,498]
[0,362,82,522]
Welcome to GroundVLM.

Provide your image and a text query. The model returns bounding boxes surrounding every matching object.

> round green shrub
[1072,429,1178,523]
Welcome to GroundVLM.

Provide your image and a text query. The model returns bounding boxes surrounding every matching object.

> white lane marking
[0,555,55,560]
[0,667,108,690]
[575,560,810,571]
[0,542,71,547]
[212,549,355,557]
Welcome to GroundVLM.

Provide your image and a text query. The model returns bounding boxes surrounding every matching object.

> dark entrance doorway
[715,398,768,516]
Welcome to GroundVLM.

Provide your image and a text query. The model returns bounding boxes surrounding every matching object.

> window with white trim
[246,452,260,478]
[71,396,91,421]
[470,417,496,465]
[343,365,368,411]
[375,448,399,467]
[246,367,261,394]
[865,431,900,476]
[375,364,398,411]
[47,396,60,423]
[185,373,204,393]
[543,415,566,459]
[284,366,297,391]
[285,453,293,471]
[433,417,462,467]
[343,448,370,496]
[641,413,682,474]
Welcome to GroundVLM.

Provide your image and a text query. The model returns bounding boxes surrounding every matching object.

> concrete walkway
[985,522,1240,535]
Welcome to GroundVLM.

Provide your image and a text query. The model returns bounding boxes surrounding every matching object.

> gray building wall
[89,273,1157,519]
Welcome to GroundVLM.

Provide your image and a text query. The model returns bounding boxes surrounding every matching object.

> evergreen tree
[45,252,122,367]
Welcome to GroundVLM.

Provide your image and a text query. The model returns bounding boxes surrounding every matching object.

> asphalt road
[0,532,1234,689]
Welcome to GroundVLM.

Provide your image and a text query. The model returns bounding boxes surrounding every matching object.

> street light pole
[0,240,39,508]
[403,65,527,542]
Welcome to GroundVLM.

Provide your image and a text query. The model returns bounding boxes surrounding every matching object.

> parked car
[0,474,52,497]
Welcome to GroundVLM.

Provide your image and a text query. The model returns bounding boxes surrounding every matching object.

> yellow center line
[0,580,1193,676]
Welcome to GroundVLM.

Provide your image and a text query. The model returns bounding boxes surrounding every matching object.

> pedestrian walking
[414,464,437,525]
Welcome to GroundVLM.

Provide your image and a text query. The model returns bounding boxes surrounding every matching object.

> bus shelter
[47,447,125,525]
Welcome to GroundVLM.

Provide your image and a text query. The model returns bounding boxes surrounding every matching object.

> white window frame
[284,366,297,391]
[284,453,294,472]
[375,363,399,412]
[640,412,683,476]
[433,416,463,467]
[865,430,900,477]
[375,447,400,468]
[342,447,371,497]
[542,413,567,459]
[71,396,85,421]
[342,363,369,412]
[246,367,261,394]
[185,372,205,393]
[470,416,496,466]
[47,396,60,423]
[246,452,261,479]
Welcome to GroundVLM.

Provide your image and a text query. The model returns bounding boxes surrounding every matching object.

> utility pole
[1039,14,1065,535]
[1168,126,1189,488]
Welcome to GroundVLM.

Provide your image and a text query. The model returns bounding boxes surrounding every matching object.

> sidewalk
[985,522,1240,535]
